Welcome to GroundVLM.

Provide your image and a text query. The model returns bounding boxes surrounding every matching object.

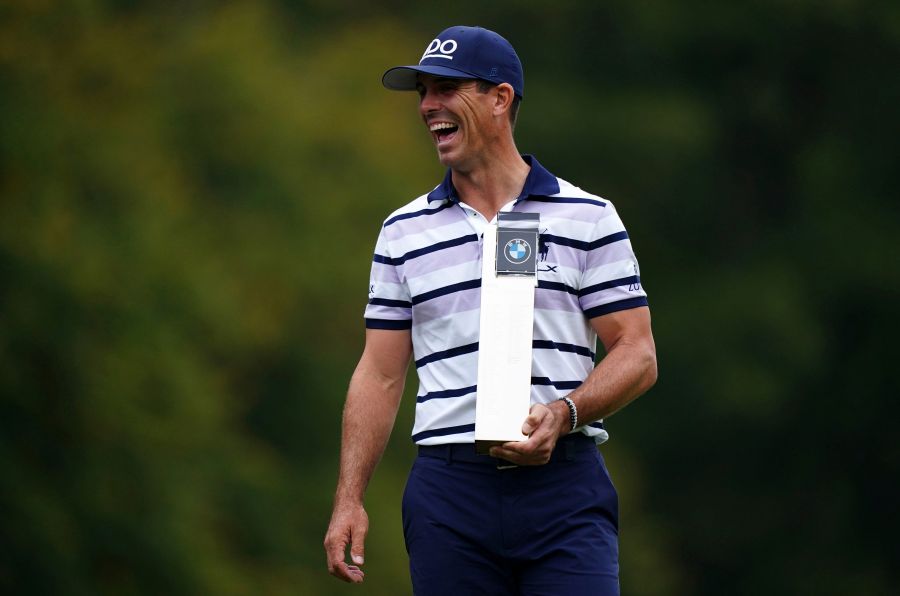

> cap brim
[382,65,480,91]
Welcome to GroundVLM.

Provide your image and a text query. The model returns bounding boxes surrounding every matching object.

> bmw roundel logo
[505,238,531,264]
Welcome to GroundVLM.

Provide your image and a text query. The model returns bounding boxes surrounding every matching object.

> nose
[419,87,440,115]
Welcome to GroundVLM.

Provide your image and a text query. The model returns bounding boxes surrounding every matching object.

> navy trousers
[403,434,620,596]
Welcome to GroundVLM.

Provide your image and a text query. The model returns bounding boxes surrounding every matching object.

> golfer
[325,25,657,595]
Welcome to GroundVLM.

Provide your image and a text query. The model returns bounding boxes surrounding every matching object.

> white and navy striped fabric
[365,155,648,445]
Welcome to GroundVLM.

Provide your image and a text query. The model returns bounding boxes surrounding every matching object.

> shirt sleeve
[364,224,413,330]
[578,202,649,319]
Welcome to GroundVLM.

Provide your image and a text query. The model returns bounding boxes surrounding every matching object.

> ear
[492,83,515,118]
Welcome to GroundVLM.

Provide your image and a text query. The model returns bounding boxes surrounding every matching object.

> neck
[451,143,530,221]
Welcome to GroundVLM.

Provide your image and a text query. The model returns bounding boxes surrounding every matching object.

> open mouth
[429,121,459,145]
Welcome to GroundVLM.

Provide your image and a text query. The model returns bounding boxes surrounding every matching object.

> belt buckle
[496,462,518,470]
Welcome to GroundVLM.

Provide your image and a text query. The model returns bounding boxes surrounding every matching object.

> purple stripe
[534,288,582,313]
[585,242,637,271]
[412,286,481,324]
[523,201,609,223]
[383,205,465,239]
[401,243,481,280]
[370,261,403,283]
[365,303,412,320]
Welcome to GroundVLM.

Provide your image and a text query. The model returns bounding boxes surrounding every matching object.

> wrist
[556,396,578,435]
[549,399,571,438]
[334,484,366,507]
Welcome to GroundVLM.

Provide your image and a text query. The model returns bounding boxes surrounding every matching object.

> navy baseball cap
[382,26,524,98]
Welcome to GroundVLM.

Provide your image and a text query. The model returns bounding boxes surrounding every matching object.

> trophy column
[474,212,539,454]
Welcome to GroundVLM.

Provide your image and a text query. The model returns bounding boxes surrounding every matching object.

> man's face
[415,74,499,170]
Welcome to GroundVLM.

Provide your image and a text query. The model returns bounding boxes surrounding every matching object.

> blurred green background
[1,0,898,594]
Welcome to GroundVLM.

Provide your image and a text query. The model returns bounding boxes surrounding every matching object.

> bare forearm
[325,328,411,583]
[491,330,656,464]
[565,338,657,429]
[334,361,407,504]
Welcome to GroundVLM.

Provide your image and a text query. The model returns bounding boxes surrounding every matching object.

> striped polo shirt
[365,155,648,445]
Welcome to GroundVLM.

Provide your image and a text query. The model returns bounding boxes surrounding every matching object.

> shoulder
[534,176,625,230]
[380,192,457,230]
[381,193,432,226]
[552,178,613,211]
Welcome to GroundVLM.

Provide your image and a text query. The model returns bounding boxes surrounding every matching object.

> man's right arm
[324,327,412,583]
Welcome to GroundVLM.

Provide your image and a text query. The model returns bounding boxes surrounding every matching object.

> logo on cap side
[420,38,458,63]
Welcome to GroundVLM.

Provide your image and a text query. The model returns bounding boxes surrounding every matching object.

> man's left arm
[490,306,657,464]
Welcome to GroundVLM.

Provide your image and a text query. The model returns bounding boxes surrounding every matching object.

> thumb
[350,522,367,565]
[522,404,547,435]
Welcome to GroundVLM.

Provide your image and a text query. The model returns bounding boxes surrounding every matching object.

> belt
[417,432,596,469]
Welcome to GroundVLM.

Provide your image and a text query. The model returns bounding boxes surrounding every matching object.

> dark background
[2,1,898,594]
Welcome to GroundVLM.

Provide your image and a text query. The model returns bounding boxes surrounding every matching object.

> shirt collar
[426,154,561,203]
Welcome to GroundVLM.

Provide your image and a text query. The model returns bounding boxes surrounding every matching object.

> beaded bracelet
[558,396,578,431]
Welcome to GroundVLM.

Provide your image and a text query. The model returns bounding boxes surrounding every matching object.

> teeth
[429,122,457,132]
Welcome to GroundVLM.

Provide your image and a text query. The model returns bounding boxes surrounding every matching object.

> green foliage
[1,1,898,594]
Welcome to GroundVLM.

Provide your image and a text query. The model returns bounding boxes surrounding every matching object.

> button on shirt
[365,155,648,445]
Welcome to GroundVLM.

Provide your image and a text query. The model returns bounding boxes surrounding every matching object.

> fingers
[330,561,366,583]
[489,403,562,465]
[492,435,551,462]
[324,506,369,583]
[325,533,362,583]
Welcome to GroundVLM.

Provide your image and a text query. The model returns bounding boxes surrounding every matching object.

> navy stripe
[531,377,582,390]
[375,234,478,266]
[417,385,477,403]
[412,423,476,443]
[412,278,481,305]
[528,196,607,207]
[415,342,479,369]
[365,318,412,330]
[540,231,629,252]
[538,280,579,295]
[384,202,453,227]
[589,230,629,250]
[589,421,605,429]
[583,296,649,319]
[499,212,540,222]
[578,276,640,298]
[368,297,413,308]
[540,234,590,251]
[533,340,595,360]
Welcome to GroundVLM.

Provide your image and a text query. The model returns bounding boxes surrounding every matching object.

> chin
[436,150,458,168]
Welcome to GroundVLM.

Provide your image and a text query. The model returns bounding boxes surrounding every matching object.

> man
[324,25,657,595]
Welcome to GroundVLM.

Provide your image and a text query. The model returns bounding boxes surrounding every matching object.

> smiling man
[324,25,657,595]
